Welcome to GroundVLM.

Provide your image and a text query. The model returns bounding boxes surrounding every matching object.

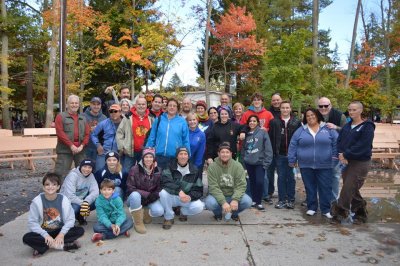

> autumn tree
[209,4,264,93]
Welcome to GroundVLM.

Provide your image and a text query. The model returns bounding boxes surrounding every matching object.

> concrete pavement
[1,204,399,266]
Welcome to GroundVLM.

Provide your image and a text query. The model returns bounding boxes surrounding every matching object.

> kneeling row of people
[23,143,251,256]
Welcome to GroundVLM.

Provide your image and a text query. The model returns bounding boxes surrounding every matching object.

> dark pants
[276,155,296,202]
[265,157,276,197]
[338,160,370,212]
[300,168,334,214]
[54,151,86,183]
[93,217,133,239]
[245,163,265,205]
[22,227,84,254]
[156,155,174,170]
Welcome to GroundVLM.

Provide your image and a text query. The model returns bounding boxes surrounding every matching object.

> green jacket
[95,194,126,228]
[207,158,246,205]
[116,112,154,157]
[161,160,203,201]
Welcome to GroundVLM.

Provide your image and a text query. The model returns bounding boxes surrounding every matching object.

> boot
[131,207,146,234]
[143,208,152,224]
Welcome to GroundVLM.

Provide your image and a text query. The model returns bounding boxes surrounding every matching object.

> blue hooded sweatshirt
[146,112,190,158]
[288,123,338,169]
[189,127,206,168]
[337,119,375,161]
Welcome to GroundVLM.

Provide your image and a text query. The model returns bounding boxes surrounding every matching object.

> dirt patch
[0,160,53,226]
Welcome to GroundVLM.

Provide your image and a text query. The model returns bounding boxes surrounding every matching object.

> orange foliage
[210,4,265,75]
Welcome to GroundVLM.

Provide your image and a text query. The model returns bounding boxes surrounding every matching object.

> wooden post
[60,0,67,111]
[26,55,34,128]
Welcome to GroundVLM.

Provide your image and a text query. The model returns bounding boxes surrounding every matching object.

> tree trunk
[130,0,136,101]
[204,0,212,106]
[1,0,10,129]
[26,55,34,128]
[312,0,320,90]
[45,1,59,127]
[345,0,362,89]
[381,0,392,121]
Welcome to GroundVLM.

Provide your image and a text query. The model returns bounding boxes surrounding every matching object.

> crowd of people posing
[22,87,375,257]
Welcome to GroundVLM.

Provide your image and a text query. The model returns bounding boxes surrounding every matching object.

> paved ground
[1,203,399,266]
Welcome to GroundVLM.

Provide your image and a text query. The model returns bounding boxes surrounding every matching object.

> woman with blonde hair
[232,102,245,124]
[94,151,127,199]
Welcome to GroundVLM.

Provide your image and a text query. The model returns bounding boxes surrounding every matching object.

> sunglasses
[109,110,120,113]
[318,105,330,109]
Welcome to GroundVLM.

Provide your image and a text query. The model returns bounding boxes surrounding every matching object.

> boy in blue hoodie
[91,179,133,242]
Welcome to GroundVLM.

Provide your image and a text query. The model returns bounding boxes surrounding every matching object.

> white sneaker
[306,210,316,216]
[323,212,333,219]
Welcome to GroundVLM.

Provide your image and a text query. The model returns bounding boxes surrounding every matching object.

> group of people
[22,86,375,257]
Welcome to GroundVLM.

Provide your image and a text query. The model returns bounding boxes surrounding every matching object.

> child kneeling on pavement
[23,173,84,257]
[91,179,133,242]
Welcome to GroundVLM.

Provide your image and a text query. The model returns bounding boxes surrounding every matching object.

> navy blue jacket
[337,120,375,161]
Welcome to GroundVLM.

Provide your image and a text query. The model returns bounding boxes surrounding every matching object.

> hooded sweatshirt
[240,106,274,131]
[60,167,99,205]
[242,126,273,169]
[189,127,206,168]
[337,119,375,161]
[94,166,127,192]
[83,108,107,150]
[207,158,247,205]
[288,123,338,169]
[131,107,151,152]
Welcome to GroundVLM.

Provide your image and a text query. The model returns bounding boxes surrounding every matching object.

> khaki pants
[54,150,86,183]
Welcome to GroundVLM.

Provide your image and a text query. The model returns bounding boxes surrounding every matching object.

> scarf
[197,113,209,122]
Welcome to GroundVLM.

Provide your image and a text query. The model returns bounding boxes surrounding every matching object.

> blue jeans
[155,155,174,170]
[204,194,252,217]
[276,155,296,202]
[93,216,133,239]
[264,157,276,198]
[300,168,334,214]
[245,164,265,205]
[121,154,135,174]
[159,189,204,220]
[332,161,341,200]
[85,146,97,162]
[95,154,106,172]
[127,191,164,217]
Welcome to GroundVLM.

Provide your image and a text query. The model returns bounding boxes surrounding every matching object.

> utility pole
[60,0,67,111]
[26,55,34,128]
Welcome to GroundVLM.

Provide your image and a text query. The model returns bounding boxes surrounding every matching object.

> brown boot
[143,208,152,224]
[162,219,174,230]
[131,207,146,234]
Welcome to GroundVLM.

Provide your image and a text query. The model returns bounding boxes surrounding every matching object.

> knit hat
[142,147,155,159]
[218,106,231,118]
[218,142,232,152]
[105,151,120,161]
[79,159,95,171]
[196,100,207,109]
[176,147,189,157]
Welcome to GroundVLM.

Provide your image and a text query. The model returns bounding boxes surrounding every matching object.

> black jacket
[269,116,301,156]
[160,160,203,201]
[206,120,243,160]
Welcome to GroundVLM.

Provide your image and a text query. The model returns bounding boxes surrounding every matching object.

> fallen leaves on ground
[327,248,338,253]
[339,227,351,236]
[296,233,305,237]
[95,240,104,246]
[262,241,273,246]
[181,240,188,244]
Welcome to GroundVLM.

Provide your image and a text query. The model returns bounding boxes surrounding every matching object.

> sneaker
[214,215,222,221]
[179,214,188,222]
[323,212,333,219]
[306,210,316,216]
[256,204,265,212]
[231,214,239,221]
[162,219,174,230]
[124,231,131,238]
[286,201,295,209]
[32,249,41,258]
[91,233,103,243]
[275,201,287,209]
[251,202,257,208]
[63,240,81,251]
[263,197,273,205]
[76,214,87,226]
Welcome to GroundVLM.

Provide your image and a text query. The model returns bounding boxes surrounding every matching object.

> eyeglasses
[109,110,120,113]
[318,105,330,109]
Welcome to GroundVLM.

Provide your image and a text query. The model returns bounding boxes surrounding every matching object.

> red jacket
[240,107,274,131]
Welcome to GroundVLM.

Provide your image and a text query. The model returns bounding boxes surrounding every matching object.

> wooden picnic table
[0,137,57,171]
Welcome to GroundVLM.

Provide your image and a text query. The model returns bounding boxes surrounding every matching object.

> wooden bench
[23,128,56,137]
[0,129,12,136]
[0,137,57,171]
